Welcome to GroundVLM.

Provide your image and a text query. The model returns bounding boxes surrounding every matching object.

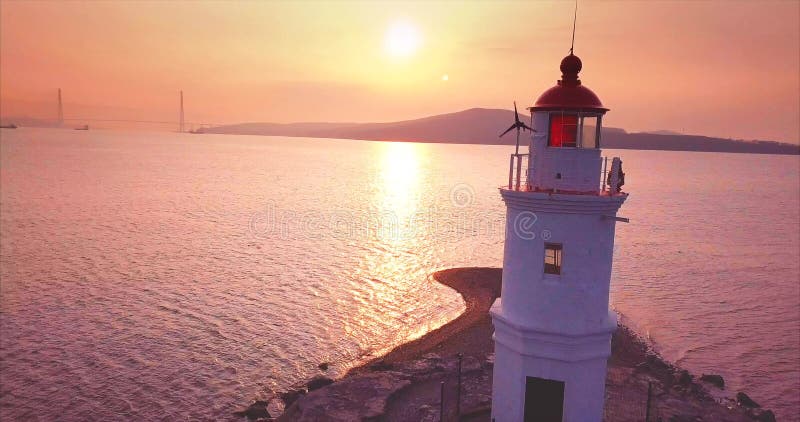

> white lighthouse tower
[490,52,628,422]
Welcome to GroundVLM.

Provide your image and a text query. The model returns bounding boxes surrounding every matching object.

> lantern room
[534,53,607,147]
[513,53,614,194]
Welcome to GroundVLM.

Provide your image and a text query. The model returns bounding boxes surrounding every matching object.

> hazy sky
[1,0,798,142]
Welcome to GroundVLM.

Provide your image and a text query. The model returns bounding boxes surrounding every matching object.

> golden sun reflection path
[337,142,466,368]
[379,142,422,225]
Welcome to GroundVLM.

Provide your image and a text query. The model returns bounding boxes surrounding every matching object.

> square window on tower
[549,114,578,147]
[544,243,563,275]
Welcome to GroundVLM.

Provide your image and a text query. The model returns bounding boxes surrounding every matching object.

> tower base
[490,299,616,422]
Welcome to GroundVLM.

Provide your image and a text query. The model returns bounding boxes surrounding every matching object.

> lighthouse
[490,52,628,422]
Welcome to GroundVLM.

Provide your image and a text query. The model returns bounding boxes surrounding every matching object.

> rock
[369,360,393,371]
[233,400,271,420]
[418,404,435,414]
[474,393,492,407]
[279,388,306,407]
[676,369,693,386]
[407,358,437,374]
[700,374,725,390]
[667,415,701,422]
[752,409,776,422]
[736,392,760,408]
[642,353,673,375]
[318,362,330,371]
[266,398,285,418]
[307,375,334,391]
[279,372,411,421]
[417,404,438,422]
[700,374,725,389]
[461,356,482,372]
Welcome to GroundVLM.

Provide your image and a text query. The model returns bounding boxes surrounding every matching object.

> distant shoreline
[3,123,797,155]
[210,131,800,156]
[198,108,799,156]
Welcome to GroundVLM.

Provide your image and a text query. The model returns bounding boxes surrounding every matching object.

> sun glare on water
[384,20,421,58]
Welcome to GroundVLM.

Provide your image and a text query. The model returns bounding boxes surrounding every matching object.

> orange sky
[1,0,798,142]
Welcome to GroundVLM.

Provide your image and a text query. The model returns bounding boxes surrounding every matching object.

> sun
[384,20,421,58]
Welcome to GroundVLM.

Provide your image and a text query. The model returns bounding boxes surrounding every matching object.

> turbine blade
[514,101,520,123]
[499,124,516,138]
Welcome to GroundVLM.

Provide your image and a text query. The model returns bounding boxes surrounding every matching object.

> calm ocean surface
[1,128,798,420]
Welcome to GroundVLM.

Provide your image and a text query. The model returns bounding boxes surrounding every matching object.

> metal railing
[507,153,529,191]
[506,154,622,195]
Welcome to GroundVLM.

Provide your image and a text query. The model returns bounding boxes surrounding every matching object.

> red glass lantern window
[549,114,578,147]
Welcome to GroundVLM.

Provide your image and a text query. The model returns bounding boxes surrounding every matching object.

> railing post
[508,155,514,190]
[456,353,463,418]
[601,156,608,192]
[440,381,445,421]
[515,154,522,191]
[525,153,532,191]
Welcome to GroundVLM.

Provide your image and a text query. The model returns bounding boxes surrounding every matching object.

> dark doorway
[523,376,565,422]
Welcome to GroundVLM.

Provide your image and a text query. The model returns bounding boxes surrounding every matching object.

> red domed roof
[530,54,608,113]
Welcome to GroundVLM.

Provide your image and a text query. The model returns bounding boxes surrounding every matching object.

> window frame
[548,113,579,148]
[544,243,563,275]
[547,111,603,149]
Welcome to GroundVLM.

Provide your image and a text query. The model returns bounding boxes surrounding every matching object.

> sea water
[1,128,797,420]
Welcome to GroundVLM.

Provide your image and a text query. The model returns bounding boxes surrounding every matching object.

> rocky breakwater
[235,268,778,422]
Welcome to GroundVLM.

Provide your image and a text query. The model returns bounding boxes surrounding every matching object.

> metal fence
[385,353,676,422]
[603,368,681,422]
[505,154,619,194]
[507,153,530,191]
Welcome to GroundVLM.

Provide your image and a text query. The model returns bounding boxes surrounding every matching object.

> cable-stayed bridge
[52,89,217,131]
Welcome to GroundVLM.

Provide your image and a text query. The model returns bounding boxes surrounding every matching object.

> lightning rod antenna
[570,0,578,54]
[179,90,185,133]
[57,88,64,126]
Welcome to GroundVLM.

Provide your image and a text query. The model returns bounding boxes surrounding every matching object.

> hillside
[206,108,799,155]
[6,107,795,155]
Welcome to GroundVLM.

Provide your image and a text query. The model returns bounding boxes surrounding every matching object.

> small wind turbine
[499,101,534,154]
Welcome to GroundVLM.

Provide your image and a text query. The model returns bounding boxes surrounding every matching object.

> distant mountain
[642,129,682,136]
[604,132,799,155]
[197,108,800,155]
[205,108,629,146]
